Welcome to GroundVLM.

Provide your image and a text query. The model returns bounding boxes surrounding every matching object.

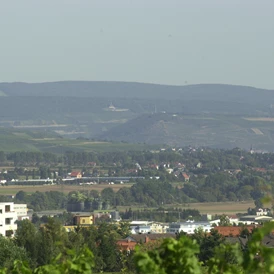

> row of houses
[128,220,212,235]
[63,211,274,235]
[116,225,259,252]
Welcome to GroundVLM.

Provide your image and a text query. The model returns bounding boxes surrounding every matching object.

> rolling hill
[0,127,160,153]
[99,113,274,151]
[1,81,274,151]
[0,81,273,104]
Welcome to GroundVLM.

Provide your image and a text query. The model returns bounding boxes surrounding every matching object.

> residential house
[64,213,94,232]
[73,213,94,225]
[149,164,159,170]
[182,173,190,182]
[117,234,176,252]
[116,237,137,252]
[70,171,82,178]
[214,225,255,237]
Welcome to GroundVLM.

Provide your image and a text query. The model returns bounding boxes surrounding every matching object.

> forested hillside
[1,81,274,149]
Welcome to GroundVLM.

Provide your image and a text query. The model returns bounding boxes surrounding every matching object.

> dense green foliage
[15,191,67,211]
[0,235,29,270]
[1,221,274,273]
[2,148,274,209]
[11,219,130,273]
[135,222,274,274]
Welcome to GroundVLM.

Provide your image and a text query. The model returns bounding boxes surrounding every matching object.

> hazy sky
[0,0,274,89]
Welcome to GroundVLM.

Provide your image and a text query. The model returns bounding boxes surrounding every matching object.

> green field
[0,183,134,196]
[0,127,161,153]
[116,201,255,215]
[2,112,274,152]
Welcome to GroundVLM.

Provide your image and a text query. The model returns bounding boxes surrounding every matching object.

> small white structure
[0,202,18,237]
[150,223,166,234]
[130,221,152,234]
[239,215,273,225]
[256,208,270,216]
[167,220,211,234]
[135,225,151,234]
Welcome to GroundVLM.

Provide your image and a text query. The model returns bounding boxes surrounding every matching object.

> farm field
[179,201,255,215]
[4,113,274,152]
[117,201,255,215]
[0,183,133,195]
[0,127,161,153]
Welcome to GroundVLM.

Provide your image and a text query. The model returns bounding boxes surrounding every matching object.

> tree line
[3,172,273,212]
[1,219,274,273]
[2,147,274,169]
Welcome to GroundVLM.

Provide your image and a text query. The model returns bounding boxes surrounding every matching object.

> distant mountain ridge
[0,81,273,105]
[1,81,274,150]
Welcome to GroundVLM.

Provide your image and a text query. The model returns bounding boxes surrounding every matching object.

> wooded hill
[1,81,274,150]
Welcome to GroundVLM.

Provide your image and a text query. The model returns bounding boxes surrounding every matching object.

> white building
[239,215,273,225]
[14,204,29,220]
[150,223,165,234]
[167,220,211,234]
[0,202,18,237]
[135,225,151,234]
[256,208,271,216]
[129,221,152,234]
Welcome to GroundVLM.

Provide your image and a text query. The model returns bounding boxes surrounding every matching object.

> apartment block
[0,202,18,237]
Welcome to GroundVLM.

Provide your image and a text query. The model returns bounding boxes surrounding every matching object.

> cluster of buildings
[129,220,212,235]
[0,202,28,237]
[63,211,121,232]
[117,217,270,252]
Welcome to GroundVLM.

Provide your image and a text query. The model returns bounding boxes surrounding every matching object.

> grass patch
[0,183,133,196]
[0,127,160,153]
[117,201,254,215]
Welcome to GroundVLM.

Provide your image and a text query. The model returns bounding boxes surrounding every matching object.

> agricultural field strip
[117,201,255,215]
[251,128,264,135]
[0,184,133,195]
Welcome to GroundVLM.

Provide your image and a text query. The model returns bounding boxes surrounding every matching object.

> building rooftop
[124,233,176,243]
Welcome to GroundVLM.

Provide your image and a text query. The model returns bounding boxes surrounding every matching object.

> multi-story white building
[167,220,211,234]
[0,202,18,237]
[14,204,29,220]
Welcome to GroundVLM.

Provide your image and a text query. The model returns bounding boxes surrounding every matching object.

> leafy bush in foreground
[1,223,274,273]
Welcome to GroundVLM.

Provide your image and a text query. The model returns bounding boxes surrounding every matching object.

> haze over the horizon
[0,0,273,89]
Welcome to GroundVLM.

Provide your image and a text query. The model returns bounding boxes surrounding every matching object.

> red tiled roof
[182,173,189,179]
[70,171,81,177]
[214,226,255,237]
